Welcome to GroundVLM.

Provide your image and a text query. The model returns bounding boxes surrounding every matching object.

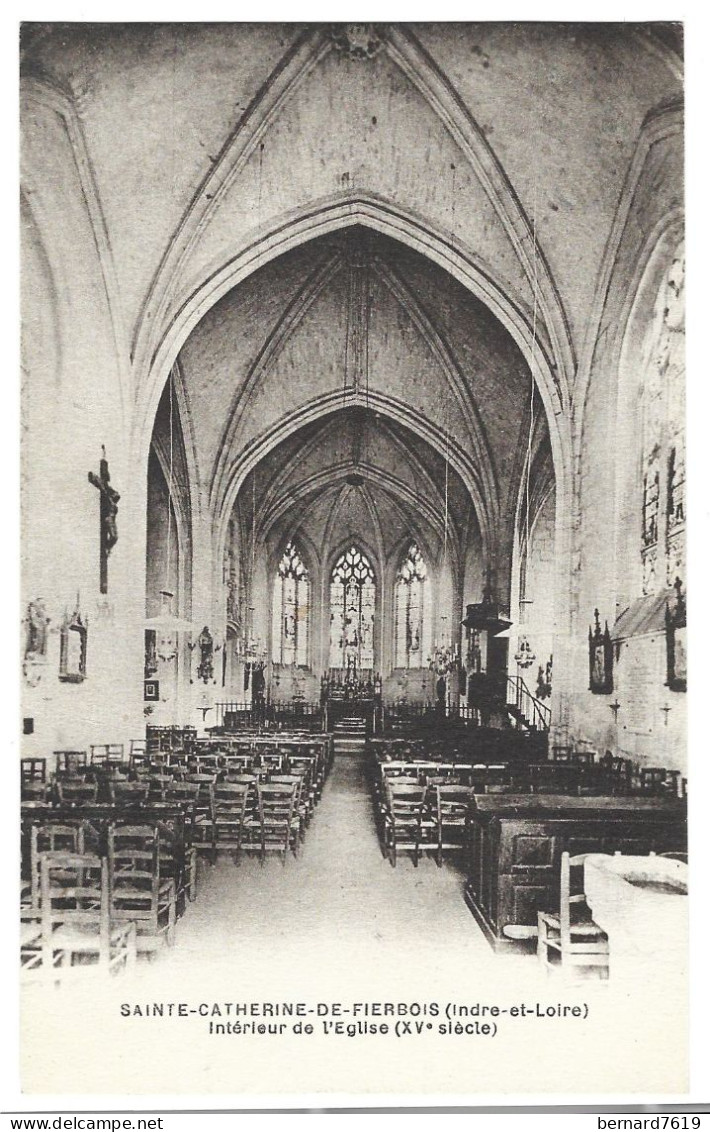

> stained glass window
[329,546,376,669]
[272,542,309,666]
[394,543,432,668]
[640,245,685,595]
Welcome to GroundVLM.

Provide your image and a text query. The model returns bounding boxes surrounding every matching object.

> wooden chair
[21,757,47,783]
[434,785,473,867]
[283,757,316,822]
[163,783,200,901]
[253,782,298,865]
[599,752,632,793]
[152,818,191,916]
[21,780,51,803]
[109,780,150,806]
[268,774,310,845]
[571,751,595,767]
[54,750,88,774]
[537,852,609,979]
[90,743,125,768]
[551,745,573,763]
[129,739,147,761]
[212,783,251,864]
[220,753,254,776]
[146,774,175,802]
[107,824,176,952]
[639,767,680,795]
[184,775,216,858]
[26,821,88,913]
[382,782,430,868]
[37,851,136,982]
[56,780,99,806]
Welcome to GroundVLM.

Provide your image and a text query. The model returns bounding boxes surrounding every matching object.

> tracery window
[329,546,376,670]
[394,543,432,668]
[272,542,309,666]
[640,245,685,595]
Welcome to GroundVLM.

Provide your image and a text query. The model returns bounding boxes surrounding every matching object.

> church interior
[19,21,687,1024]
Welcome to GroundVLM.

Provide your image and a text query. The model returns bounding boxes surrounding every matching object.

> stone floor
[152,746,532,980]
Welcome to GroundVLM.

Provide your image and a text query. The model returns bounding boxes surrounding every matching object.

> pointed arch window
[394,543,432,668]
[272,542,310,666]
[329,546,376,669]
[640,245,685,595]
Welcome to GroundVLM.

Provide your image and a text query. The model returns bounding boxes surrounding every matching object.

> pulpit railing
[506,676,551,732]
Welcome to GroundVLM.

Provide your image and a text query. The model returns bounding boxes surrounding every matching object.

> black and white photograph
[16,15,697,1104]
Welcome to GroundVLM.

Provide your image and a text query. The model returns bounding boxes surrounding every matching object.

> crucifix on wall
[88,446,120,594]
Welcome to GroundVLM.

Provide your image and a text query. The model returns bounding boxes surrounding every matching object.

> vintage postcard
[16,14,698,1105]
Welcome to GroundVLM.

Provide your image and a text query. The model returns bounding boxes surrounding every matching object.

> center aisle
[152,742,530,973]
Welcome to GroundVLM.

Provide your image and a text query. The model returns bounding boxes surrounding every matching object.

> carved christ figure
[88,446,120,593]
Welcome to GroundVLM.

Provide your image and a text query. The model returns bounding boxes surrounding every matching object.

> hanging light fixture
[144,374,194,661]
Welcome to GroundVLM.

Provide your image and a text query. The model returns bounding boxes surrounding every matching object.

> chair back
[21,757,47,783]
[54,750,87,773]
[559,852,606,945]
[435,784,472,824]
[56,780,98,806]
[90,744,125,767]
[213,782,250,819]
[22,780,51,803]
[39,851,109,972]
[29,821,86,908]
[256,782,297,828]
[110,780,150,806]
[386,781,426,818]
[108,823,160,891]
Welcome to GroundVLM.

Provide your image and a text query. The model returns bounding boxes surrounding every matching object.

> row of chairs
[22,735,333,780]
[375,755,685,798]
[21,821,179,982]
[378,781,472,868]
[23,767,324,867]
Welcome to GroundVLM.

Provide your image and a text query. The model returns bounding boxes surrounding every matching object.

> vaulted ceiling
[236,405,476,576]
[176,226,545,564]
[23,22,682,375]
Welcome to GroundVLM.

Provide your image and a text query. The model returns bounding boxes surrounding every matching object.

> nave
[152,746,519,973]
[19,21,688,1097]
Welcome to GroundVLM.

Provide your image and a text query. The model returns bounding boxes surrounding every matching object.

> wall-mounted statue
[196,626,214,684]
[23,598,50,686]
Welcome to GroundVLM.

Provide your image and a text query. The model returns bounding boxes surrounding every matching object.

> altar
[321,667,382,734]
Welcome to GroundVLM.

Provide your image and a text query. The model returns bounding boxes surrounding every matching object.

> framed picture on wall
[144,679,160,702]
[588,609,613,694]
[666,578,686,692]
